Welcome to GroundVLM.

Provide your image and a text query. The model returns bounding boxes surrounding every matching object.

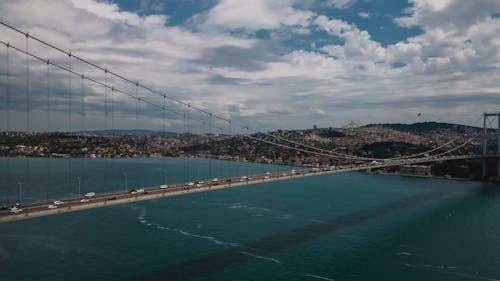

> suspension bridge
[0,20,499,223]
[1,153,498,223]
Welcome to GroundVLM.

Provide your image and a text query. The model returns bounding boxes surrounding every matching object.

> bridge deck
[0,155,494,223]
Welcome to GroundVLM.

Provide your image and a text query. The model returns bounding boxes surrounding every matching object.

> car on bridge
[84,192,96,198]
[130,189,145,195]
[10,208,23,213]
[10,205,23,213]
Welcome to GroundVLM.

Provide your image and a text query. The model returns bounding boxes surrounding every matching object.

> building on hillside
[343,121,359,129]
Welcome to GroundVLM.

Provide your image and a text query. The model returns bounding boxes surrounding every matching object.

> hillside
[364,122,480,135]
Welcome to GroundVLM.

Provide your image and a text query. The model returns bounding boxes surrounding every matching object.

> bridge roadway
[0,154,494,223]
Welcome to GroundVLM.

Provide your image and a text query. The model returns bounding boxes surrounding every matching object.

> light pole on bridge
[123,172,128,191]
[76,176,81,196]
[17,182,23,203]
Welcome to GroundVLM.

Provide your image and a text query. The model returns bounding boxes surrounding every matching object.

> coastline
[362,170,492,183]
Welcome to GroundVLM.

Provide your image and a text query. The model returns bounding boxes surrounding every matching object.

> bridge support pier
[482,113,487,180]
[482,112,500,180]
[498,111,500,180]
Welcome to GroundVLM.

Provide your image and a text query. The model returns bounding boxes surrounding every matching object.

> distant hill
[364,122,480,135]
[78,129,179,136]
[358,141,434,158]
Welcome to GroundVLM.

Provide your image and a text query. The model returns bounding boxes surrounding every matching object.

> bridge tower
[482,112,500,180]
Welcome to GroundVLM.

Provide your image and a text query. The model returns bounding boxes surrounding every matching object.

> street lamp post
[123,172,128,191]
[76,176,81,196]
[17,182,23,203]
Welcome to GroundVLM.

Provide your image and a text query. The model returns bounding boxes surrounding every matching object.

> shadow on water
[128,186,469,281]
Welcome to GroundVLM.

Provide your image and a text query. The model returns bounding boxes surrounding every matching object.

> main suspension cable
[0,20,388,160]
[0,39,480,163]
[0,21,483,162]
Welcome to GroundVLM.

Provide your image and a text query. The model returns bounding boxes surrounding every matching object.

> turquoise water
[0,157,290,205]
[1,158,500,281]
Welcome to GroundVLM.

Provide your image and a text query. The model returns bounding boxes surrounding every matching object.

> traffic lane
[0,169,314,218]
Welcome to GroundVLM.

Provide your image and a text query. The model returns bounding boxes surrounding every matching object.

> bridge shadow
[127,185,481,281]
[126,180,500,281]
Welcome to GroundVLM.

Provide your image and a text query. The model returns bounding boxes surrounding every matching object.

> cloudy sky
[0,0,499,133]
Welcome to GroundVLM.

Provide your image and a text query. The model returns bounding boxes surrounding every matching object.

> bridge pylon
[482,112,500,180]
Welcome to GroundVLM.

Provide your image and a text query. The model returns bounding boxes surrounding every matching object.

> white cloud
[0,0,499,132]
[0,0,259,131]
[139,0,165,13]
[314,16,386,62]
[324,0,357,9]
[395,0,500,30]
[310,108,326,116]
[71,0,168,28]
[212,9,500,127]
[202,0,314,32]
[357,12,370,19]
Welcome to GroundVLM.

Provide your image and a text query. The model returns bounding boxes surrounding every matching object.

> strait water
[0,157,500,281]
